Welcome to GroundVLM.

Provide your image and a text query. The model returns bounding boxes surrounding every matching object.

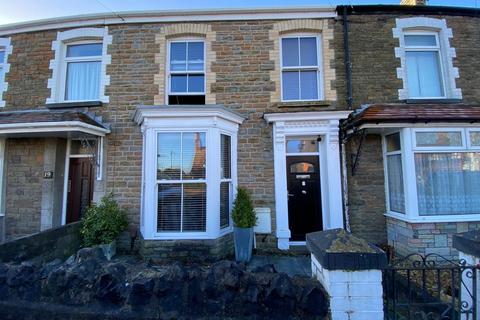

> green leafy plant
[231,187,257,228]
[80,193,128,247]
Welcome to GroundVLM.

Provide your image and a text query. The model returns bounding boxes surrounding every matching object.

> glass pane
[171,75,187,92]
[182,132,206,180]
[470,131,480,146]
[188,75,204,93]
[286,139,317,153]
[300,37,317,66]
[300,71,318,100]
[415,153,480,215]
[66,43,102,57]
[282,71,299,101]
[404,35,437,47]
[220,182,230,229]
[157,133,181,180]
[182,183,206,231]
[221,134,231,179]
[387,154,405,213]
[170,42,187,71]
[416,131,462,147]
[406,51,444,97]
[386,133,401,152]
[187,42,204,71]
[290,162,315,173]
[0,50,4,63]
[282,38,299,67]
[157,184,181,231]
[65,61,101,100]
[70,139,96,155]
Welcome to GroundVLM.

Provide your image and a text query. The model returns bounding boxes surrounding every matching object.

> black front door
[286,156,322,241]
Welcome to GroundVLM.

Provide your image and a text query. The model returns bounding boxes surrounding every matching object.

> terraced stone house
[0,2,478,260]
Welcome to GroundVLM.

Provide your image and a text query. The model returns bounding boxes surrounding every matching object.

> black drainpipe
[343,6,353,110]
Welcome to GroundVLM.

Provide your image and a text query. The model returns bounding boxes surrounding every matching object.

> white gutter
[0,121,110,136]
[0,6,336,36]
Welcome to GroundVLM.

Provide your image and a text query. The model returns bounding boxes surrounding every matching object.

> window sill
[46,101,103,109]
[385,212,480,223]
[275,100,332,108]
[403,98,462,104]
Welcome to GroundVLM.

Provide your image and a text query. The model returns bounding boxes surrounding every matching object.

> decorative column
[307,229,387,320]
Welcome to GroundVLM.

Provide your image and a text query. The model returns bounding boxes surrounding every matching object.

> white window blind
[64,43,102,101]
[220,134,232,229]
[157,132,207,232]
[281,36,320,101]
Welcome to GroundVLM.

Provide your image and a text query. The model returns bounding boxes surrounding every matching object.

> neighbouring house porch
[0,109,110,242]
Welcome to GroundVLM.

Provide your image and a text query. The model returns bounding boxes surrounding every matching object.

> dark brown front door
[286,155,322,241]
[66,158,94,223]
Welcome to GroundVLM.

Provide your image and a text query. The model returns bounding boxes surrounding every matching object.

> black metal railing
[383,253,478,320]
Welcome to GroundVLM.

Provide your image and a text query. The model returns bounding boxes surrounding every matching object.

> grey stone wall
[139,233,234,262]
[387,217,480,260]
[0,221,81,263]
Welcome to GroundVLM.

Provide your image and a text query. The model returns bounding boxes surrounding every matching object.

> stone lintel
[306,228,387,270]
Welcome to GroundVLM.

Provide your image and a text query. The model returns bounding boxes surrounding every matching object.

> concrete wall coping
[453,230,480,257]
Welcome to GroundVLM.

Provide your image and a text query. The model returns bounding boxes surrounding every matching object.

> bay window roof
[343,104,480,131]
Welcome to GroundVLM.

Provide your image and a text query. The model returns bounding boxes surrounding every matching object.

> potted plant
[80,193,128,260]
[232,187,257,263]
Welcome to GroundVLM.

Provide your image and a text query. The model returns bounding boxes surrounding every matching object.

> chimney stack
[400,0,427,5]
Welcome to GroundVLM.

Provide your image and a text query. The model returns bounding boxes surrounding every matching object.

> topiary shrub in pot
[232,187,257,263]
[80,193,128,260]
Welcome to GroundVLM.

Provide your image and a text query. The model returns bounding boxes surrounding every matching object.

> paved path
[248,255,311,277]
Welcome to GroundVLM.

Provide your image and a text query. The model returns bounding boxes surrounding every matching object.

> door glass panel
[290,162,315,173]
[286,139,317,153]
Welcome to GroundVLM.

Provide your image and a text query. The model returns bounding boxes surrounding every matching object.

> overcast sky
[0,0,478,25]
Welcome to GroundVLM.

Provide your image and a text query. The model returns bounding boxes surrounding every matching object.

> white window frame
[155,129,208,237]
[383,127,480,223]
[393,17,461,101]
[403,31,447,100]
[47,27,112,104]
[382,131,405,215]
[134,107,243,240]
[219,132,233,232]
[0,37,12,108]
[280,33,324,102]
[166,38,206,103]
[60,40,103,103]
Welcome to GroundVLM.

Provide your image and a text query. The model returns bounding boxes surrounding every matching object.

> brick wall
[387,217,480,260]
[5,138,44,239]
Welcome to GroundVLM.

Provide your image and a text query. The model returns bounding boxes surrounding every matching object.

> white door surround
[264,111,351,250]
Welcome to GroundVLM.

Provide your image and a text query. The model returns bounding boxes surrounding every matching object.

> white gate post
[307,229,387,320]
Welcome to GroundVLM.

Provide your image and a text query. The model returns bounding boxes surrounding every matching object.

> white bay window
[384,128,480,222]
[134,106,243,240]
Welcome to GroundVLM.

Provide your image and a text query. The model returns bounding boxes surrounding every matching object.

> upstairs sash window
[404,33,445,98]
[0,48,4,95]
[168,40,205,105]
[281,36,321,101]
[64,43,102,101]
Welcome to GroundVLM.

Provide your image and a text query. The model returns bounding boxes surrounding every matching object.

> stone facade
[336,11,480,256]
[386,217,480,260]
[5,138,44,239]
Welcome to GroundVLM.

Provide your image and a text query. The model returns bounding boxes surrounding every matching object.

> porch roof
[0,109,110,138]
[342,103,480,131]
